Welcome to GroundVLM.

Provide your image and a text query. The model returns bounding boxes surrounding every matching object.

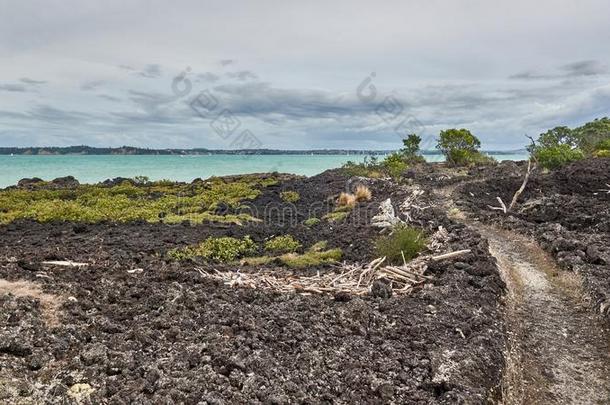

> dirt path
[474,224,610,404]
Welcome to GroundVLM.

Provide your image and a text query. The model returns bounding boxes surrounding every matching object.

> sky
[0,0,609,151]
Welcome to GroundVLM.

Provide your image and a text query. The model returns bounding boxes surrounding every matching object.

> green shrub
[374,224,426,265]
[534,144,584,170]
[401,133,427,164]
[167,236,257,262]
[382,153,408,179]
[594,149,610,158]
[280,191,300,203]
[593,138,610,158]
[436,128,487,166]
[341,157,384,178]
[265,235,302,253]
[304,217,321,227]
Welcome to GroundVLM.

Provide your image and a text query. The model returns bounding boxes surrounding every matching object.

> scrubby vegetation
[436,128,495,166]
[341,156,384,178]
[374,224,426,265]
[265,235,302,254]
[280,191,300,203]
[167,236,256,262]
[529,118,610,169]
[0,176,276,224]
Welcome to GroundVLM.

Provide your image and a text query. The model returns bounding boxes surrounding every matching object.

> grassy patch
[239,240,341,268]
[0,176,275,224]
[354,185,372,202]
[265,235,302,254]
[167,236,257,262]
[280,191,300,203]
[323,210,350,222]
[374,224,426,265]
[303,217,321,227]
[280,248,342,268]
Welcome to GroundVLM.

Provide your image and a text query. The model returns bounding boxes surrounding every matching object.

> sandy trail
[475,225,610,405]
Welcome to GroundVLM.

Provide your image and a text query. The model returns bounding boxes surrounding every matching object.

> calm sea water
[0,153,527,188]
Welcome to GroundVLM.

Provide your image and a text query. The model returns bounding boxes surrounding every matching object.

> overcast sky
[1,0,609,150]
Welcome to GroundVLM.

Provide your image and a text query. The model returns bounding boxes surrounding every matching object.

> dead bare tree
[489,135,537,214]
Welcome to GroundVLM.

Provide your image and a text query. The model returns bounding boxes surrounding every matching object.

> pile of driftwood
[196,248,469,296]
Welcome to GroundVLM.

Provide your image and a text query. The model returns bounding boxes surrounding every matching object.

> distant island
[0,146,527,156]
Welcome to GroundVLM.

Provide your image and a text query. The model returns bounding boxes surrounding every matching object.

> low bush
[280,191,300,203]
[374,224,426,265]
[167,236,257,262]
[534,144,584,170]
[593,139,610,157]
[265,235,302,254]
[382,152,408,179]
[341,157,384,178]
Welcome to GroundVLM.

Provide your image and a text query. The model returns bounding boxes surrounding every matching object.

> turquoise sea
[0,153,528,188]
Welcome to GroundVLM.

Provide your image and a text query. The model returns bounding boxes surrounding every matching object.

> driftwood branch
[431,249,471,261]
[487,197,507,213]
[509,159,533,211]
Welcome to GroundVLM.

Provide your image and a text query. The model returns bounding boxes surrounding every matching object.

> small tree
[573,117,610,154]
[436,128,482,165]
[401,134,426,163]
[529,126,585,170]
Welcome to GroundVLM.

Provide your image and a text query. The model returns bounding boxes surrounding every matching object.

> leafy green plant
[280,191,300,203]
[436,128,490,166]
[265,235,302,253]
[382,152,408,179]
[534,144,585,170]
[167,236,257,262]
[341,156,384,178]
[401,133,426,164]
[374,224,426,265]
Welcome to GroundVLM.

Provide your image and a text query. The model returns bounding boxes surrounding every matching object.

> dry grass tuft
[337,192,356,208]
[354,185,372,202]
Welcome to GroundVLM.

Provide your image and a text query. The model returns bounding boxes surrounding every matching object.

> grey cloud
[220,59,235,67]
[511,60,609,80]
[138,64,162,78]
[226,70,258,81]
[197,72,220,82]
[98,94,122,102]
[561,60,608,77]
[0,83,27,92]
[20,77,46,85]
[81,80,105,91]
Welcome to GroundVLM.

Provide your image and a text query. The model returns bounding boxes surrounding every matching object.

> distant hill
[0,146,527,156]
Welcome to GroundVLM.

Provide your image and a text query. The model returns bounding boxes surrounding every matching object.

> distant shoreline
[0,146,527,156]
